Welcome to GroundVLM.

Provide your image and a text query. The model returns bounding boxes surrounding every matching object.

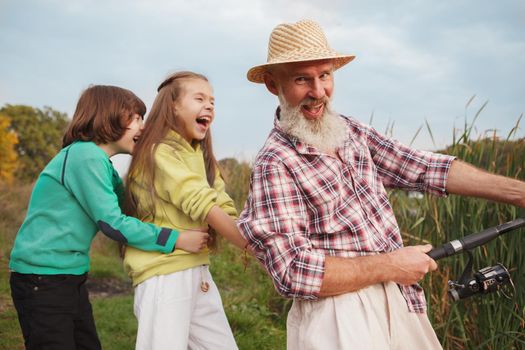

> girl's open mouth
[196,116,211,127]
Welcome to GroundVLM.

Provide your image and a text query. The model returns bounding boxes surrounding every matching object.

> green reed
[391,103,524,349]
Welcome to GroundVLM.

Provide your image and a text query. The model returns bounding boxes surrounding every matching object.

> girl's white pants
[133,266,238,350]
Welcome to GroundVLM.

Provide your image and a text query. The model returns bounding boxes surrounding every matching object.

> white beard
[278,96,347,154]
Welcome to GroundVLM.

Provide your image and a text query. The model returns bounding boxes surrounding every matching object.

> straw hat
[247,19,355,83]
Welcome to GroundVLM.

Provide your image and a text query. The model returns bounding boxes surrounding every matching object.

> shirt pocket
[299,164,342,210]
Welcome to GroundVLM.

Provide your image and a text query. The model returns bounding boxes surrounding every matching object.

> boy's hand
[175,229,209,253]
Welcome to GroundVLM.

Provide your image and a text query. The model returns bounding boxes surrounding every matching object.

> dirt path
[86,277,132,299]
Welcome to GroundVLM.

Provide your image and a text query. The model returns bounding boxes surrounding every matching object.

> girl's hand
[175,229,209,253]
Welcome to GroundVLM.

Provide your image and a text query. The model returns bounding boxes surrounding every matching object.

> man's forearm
[318,255,388,296]
[318,245,437,297]
[446,160,525,208]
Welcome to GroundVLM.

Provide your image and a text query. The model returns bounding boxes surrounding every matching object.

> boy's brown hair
[62,85,146,148]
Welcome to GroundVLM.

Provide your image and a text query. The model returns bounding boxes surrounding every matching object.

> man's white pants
[134,266,238,350]
[287,281,442,350]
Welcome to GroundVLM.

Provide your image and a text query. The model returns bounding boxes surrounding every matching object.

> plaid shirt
[238,110,455,313]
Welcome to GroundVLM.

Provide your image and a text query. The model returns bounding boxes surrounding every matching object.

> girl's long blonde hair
[124,71,219,245]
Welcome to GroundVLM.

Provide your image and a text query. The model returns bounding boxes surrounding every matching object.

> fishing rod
[426,217,525,301]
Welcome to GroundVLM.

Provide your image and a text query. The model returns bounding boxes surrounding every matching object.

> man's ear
[263,73,279,96]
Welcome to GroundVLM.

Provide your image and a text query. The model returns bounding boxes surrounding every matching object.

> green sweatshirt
[124,131,237,286]
[9,141,178,275]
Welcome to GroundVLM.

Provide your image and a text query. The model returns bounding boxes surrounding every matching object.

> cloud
[0,0,523,164]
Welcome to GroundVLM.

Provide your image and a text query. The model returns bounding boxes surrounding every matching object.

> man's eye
[295,77,307,84]
[320,73,331,80]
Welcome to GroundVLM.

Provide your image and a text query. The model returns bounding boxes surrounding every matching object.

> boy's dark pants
[10,272,101,350]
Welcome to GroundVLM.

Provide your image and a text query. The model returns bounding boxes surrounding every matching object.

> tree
[0,105,69,182]
[0,114,19,184]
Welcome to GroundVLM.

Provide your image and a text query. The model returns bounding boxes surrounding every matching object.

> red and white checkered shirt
[238,110,455,312]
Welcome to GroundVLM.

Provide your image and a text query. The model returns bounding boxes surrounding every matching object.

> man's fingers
[420,244,438,270]
[419,244,433,253]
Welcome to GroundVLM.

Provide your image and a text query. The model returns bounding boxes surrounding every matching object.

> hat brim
[247,54,355,84]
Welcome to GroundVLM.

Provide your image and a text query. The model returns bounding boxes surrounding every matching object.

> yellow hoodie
[124,131,237,286]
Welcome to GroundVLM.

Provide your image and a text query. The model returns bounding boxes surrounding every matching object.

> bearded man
[237,19,525,349]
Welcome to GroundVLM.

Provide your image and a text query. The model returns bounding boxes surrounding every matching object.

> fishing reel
[427,218,525,302]
[447,251,513,302]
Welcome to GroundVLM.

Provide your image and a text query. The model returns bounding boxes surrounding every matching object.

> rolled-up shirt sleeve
[364,124,455,196]
[238,161,325,299]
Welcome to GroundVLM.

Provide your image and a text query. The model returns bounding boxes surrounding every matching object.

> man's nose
[308,79,325,100]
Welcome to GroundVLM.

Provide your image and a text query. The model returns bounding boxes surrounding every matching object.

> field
[1,116,524,349]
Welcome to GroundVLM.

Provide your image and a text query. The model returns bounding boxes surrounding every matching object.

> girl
[9,85,208,350]
[123,71,247,350]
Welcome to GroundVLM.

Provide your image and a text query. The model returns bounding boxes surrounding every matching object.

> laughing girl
[123,72,246,350]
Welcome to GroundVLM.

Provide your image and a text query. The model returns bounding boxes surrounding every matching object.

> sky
[1,0,524,174]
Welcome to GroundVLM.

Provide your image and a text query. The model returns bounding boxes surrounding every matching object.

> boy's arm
[64,151,180,253]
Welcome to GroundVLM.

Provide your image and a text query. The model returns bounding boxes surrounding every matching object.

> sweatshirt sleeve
[63,147,178,253]
[154,145,226,222]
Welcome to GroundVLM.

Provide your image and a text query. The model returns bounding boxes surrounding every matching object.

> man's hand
[174,229,209,253]
[385,244,437,285]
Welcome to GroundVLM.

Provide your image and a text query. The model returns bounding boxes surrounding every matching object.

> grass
[211,243,288,350]
[0,183,31,349]
[0,239,286,349]
[92,294,137,349]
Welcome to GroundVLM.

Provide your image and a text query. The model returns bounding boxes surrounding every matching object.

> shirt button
[33,286,39,291]
[38,276,42,280]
